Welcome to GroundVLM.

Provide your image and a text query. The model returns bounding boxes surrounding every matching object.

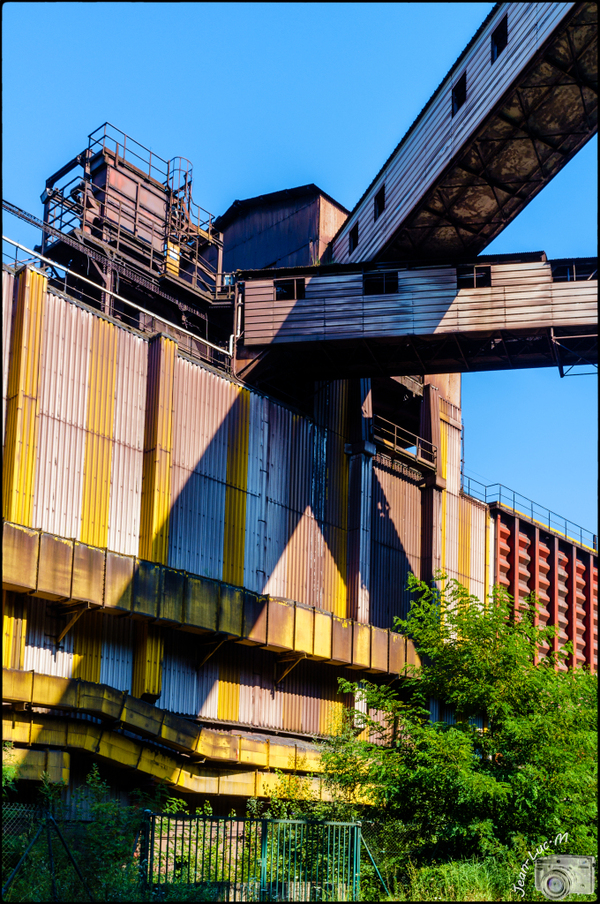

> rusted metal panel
[107,327,147,556]
[370,455,421,627]
[264,598,294,652]
[23,597,74,678]
[99,612,134,691]
[239,592,268,645]
[330,3,580,263]
[32,291,92,538]
[184,574,218,633]
[2,268,16,447]
[158,566,185,624]
[313,608,332,659]
[331,616,352,665]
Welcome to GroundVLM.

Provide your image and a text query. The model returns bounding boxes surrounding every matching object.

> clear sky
[2,2,597,533]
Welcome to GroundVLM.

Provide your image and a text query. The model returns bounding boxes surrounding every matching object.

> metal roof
[214,183,349,232]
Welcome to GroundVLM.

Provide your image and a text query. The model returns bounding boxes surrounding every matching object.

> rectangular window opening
[274,278,305,301]
[374,185,385,221]
[364,271,398,295]
[457,265,491,290]
[491,15,508,64]
[452,72,467,116]
[349,222,359,255]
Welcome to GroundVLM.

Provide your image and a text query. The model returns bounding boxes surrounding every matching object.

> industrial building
[2,1,597,812]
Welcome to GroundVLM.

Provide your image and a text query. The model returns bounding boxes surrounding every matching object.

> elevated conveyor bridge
[235,253,597,381]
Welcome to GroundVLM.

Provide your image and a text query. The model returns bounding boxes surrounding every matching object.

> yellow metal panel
[33,672,79,710]
[80,317,118,548]
[223,386,250,586]
[440,421,448,578]
[2,522,39,593]
[131,622,164,699]
[71,542,106,606]
[184,575,218,632]
[294,603,314,655]
[177,769,219,795]
[139,335,176,564]
[218,584,243,637]
[123,693,165,737]
[295,746,322,773]
[219,770,256,797]
[3,715,30,745]
[3,268,47,526]
[350,621,371,670]
[2,666,33,703]
[2,591,27,670]
[36,533,74,601]
[256,771,281,798]
[104,551,134,611]
[217,657,240,721]
[312,609,332,659]
[406,638,422,670]
[196,729,240,763]
[78,682,123,720]
[139,747,182,785]
[388,631,406,675]
[72,610,102,683]
[3,747,70,784]
[269,741,297,771]
[97,730,140,768]
[264,598,294,652]
[324,523,348,618]
[239,737,268,768]
[161,711,202,752]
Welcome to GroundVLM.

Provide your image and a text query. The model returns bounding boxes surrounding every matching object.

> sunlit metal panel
[23,597,74,679]
[32,291,91,538]
[107,328,147,556]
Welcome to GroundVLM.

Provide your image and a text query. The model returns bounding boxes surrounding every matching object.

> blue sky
[3,2,597,532]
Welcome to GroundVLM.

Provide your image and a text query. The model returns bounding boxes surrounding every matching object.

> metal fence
[141,813,361,901]
[2,803,41,884]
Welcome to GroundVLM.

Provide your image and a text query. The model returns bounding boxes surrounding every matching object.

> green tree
[319,574,597,872]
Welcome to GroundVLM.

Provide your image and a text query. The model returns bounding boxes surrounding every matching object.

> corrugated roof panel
[32,292,92,537]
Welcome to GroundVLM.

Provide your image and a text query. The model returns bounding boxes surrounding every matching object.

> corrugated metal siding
[99,613,134,691]
[80,317,118,548]
[157,629,219,718]
[168,357,231,578]
[32,292,91,537]
[331,3,575,263]
[2,269,16,448]
[23,597,74,679]
[243,392,268,594]
[3,268,47,527]
[107,329,147,556]
[441,418,461,583]
[370,455,421,627]
[72,610,102,683]
[458,494,487,601]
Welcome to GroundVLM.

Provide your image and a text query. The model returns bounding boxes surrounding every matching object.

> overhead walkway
[235,254,597,380]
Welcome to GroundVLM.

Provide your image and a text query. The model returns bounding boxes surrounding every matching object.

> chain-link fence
[2,803,43,884]
[360,819,414,900]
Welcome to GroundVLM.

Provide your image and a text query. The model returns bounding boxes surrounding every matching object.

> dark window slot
[452,72,467,116]
[349,222,359,255]
[274,278,305,301]
[491,15,508,64]
[457,265,491,289]
[364,271,398,295]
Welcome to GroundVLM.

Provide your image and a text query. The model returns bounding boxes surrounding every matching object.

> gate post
[260,819,268,897]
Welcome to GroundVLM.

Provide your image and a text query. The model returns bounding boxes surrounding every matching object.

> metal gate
[141,813,360,901]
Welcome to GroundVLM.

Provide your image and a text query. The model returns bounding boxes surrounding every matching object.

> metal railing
[373,414,437,469]
[2,239,232,371]
[461,475,597,552]
[141,813,361,901]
